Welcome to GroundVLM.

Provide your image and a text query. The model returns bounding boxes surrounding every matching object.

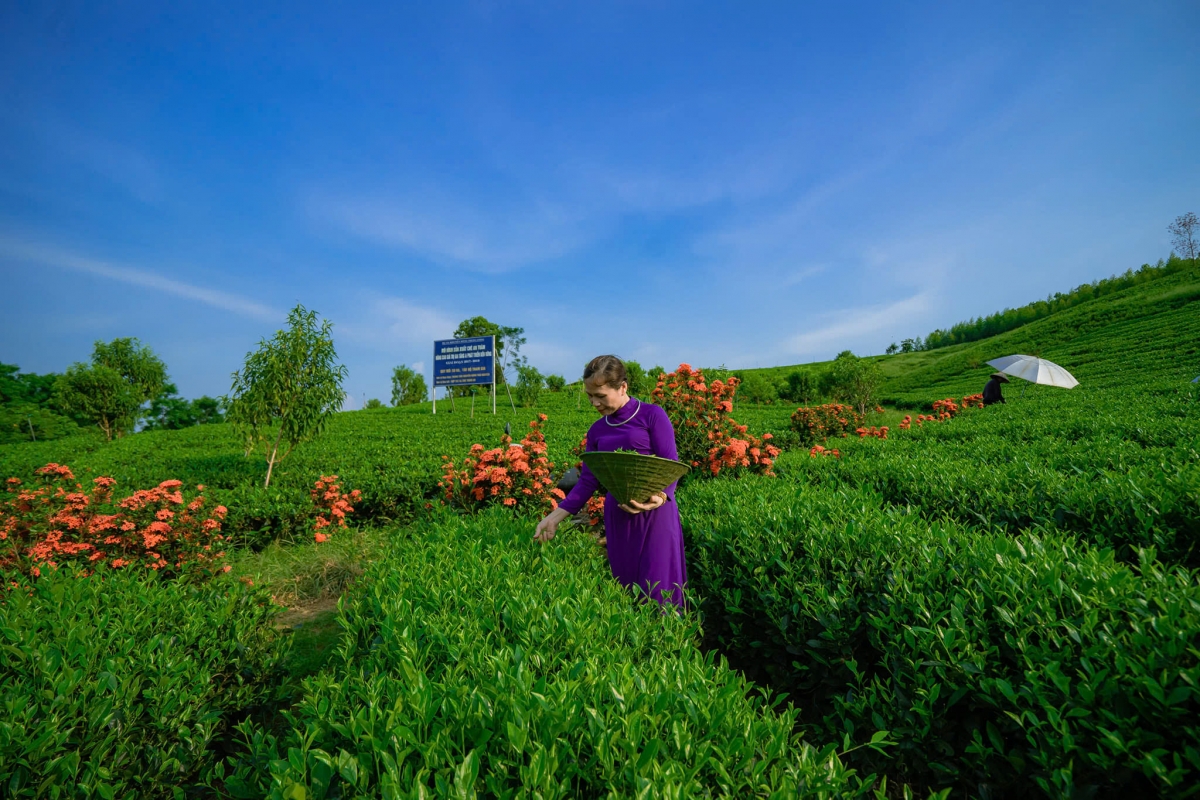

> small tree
[144,384,198,430]
[1168,212,1198,267]
[54,338,167,440]
[826,352,884,416]
[54,365,134,441]
[545,374,566,392]
[453,317,526,386]
[782,370,816,404]
[623,360,650,397]
[735,372,779,404]
[391,365,428,406]
[886,342,899,355]
[515,363,544,407]
[364,398,384,409]
[225,305,348,489]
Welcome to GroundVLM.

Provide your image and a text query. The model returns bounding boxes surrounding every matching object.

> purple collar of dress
[605,398,642,427]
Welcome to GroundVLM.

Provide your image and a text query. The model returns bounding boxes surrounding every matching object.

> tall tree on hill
[391,364,428,406]
[1169,212,1198,268]
[225,305,347,489]
[452,316,526,385]
[782,370,816,404]
[53,338,168,440]
[826,351,884,416]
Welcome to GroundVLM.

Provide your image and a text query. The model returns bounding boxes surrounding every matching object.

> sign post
[432,336,496,415]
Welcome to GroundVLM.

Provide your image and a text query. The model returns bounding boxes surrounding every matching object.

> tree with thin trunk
[391,364,428,406]
[225,305,347,488]
[53,337,168,440]
[1168,212,1198,268]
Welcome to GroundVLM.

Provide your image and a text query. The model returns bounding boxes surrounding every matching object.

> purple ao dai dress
[558,398,688,608]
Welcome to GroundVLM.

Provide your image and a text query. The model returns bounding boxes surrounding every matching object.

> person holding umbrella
[983,372,1009,406]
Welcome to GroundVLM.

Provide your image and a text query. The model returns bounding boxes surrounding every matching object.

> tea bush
[682,476,1200,797]
[0,566,287,798]
[211,510,895,798]
[789,388,1200,566]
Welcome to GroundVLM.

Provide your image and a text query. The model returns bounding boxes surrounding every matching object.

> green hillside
[741,261,1200,407]
[3,261,1200,798]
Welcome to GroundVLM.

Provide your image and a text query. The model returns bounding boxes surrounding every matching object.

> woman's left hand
[619,492,667,515]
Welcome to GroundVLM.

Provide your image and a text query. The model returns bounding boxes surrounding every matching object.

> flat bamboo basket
[580,451,690,506]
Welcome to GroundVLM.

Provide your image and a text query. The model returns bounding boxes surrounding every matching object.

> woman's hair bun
[583,355,627,389]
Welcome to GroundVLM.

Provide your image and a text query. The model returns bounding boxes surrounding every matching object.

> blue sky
[1,1,1197,406]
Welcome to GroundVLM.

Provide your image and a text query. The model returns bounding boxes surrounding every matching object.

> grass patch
[226,526,388,606]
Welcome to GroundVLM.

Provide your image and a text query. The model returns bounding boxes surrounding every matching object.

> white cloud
[339,293,461,346]
[0,237,280,320]
[310,193,592,273]
[785,292,934,358]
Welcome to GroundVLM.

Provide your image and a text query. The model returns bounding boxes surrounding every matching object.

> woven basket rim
[580,451,690,505]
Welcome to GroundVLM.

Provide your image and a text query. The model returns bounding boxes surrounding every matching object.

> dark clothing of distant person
[983,377,1006,406]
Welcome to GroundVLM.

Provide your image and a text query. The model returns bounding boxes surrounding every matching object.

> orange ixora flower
[652,365,780,479]
[439,417,564,515]
[309,475,362,544]
[1,464,231,583]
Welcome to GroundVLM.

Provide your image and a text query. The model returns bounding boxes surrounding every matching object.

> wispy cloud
[309,193,593,273]
[785,291,934,357]
[3,110,165,204]
[0,238,279,320]
[339,293,461,345]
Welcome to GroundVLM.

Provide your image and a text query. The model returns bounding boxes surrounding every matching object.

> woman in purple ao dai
[535,355,688,609]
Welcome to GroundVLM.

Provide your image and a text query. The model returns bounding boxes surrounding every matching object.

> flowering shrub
[311,474,362,543]
[855,426,889,439]
[897,395,985,431]
[932,398,960,418]
[1,463,229,582]
[652,364,779,477]
[439,415,565,514]
[583,496,606,530]
[790,403,864,446]
[809,444,842,458]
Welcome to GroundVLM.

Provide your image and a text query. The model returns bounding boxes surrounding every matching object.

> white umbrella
[986,354,1079,389]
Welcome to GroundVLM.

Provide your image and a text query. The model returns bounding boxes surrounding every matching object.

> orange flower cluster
[809,444,842,458]
[1,463,229,582]
[311,475,362,543]
[652,364,780,477]
[439,415,566,514]
[855,426,889,439]
[932,398,960,418]
[583,496,606,530]
[899,412,946,429]
[790,403,865,446]
[899,395,984,431]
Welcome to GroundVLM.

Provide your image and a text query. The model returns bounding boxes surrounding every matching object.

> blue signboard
[433,336,495,387]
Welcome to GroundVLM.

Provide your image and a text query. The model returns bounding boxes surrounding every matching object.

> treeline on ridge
[893,254,1193,353]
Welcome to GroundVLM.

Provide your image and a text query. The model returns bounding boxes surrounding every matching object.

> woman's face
[584,377,628,416]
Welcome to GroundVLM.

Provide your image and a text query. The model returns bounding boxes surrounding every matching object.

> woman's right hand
[535,507,570,543]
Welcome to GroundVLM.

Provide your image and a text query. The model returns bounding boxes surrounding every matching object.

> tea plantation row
[3,511,903,799]
[2,380,1196,564]
[682,475,1200,797]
